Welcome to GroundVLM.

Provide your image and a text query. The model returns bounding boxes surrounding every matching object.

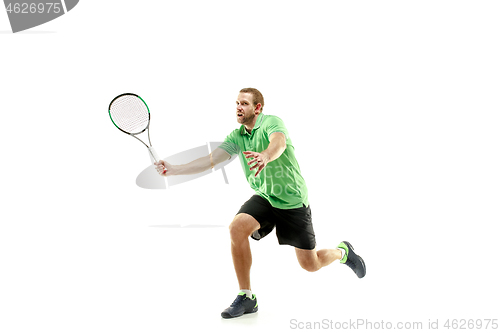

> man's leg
[295,247,343,272]
[295,243,367,278]
[221,213,261,319]
[228,213,261,289]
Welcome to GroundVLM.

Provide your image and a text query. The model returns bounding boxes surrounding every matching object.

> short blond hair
[240,88,264,110]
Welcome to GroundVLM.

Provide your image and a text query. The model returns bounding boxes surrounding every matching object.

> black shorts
[237,195,316,250]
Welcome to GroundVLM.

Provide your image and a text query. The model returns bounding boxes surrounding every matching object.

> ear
[255,103,262,112]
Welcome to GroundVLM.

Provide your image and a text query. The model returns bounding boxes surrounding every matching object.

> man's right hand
[154,160,174,176]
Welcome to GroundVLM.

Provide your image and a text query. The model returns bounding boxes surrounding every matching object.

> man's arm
[243,132,286,177]
[263,132,287,162]
[154,147,230,176]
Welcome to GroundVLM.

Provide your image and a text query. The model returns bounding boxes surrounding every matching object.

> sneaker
[221,292,258,319]
[338,241,366,278]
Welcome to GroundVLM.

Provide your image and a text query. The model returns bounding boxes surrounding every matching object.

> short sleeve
[265,116,288,139]
[219,130,241,156]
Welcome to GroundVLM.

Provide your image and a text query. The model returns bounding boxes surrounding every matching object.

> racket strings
[109,95,149,134]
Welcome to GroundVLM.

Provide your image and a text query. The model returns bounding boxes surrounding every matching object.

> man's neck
[244,125,253,134]
[244,113,260,133]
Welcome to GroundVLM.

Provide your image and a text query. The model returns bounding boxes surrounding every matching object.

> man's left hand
[243,151,270,177]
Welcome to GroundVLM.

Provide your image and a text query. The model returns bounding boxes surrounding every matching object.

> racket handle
[148,147,160,163]
[148,147,167,174]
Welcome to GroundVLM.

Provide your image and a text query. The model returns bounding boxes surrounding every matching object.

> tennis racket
[108,93,166,174]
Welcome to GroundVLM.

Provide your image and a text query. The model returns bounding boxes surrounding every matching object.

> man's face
[236,92,259,125]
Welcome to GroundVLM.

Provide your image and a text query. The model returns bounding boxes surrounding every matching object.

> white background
[1,1,499,332]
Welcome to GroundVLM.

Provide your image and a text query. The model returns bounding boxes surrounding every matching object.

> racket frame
[108,93,160,163]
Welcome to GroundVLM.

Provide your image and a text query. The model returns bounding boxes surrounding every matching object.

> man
[154,88,366,319]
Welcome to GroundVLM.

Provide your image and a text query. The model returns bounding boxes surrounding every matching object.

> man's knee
[296,249,320,272]
[229,214,259,242]
[298,259,320,272]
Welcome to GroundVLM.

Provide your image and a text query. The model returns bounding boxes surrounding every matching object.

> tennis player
[155,88,366,319]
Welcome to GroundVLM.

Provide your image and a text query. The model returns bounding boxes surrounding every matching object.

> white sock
[337,248,346,260]
[240,289,252,298]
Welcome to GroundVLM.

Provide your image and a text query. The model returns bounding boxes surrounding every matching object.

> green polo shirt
[219,113,309,209]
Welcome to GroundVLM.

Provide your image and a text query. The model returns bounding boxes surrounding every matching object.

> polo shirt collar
[240,113,265,135]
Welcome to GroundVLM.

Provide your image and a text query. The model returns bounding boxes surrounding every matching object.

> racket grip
[149,147,167,174]
[148,147,160,163]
